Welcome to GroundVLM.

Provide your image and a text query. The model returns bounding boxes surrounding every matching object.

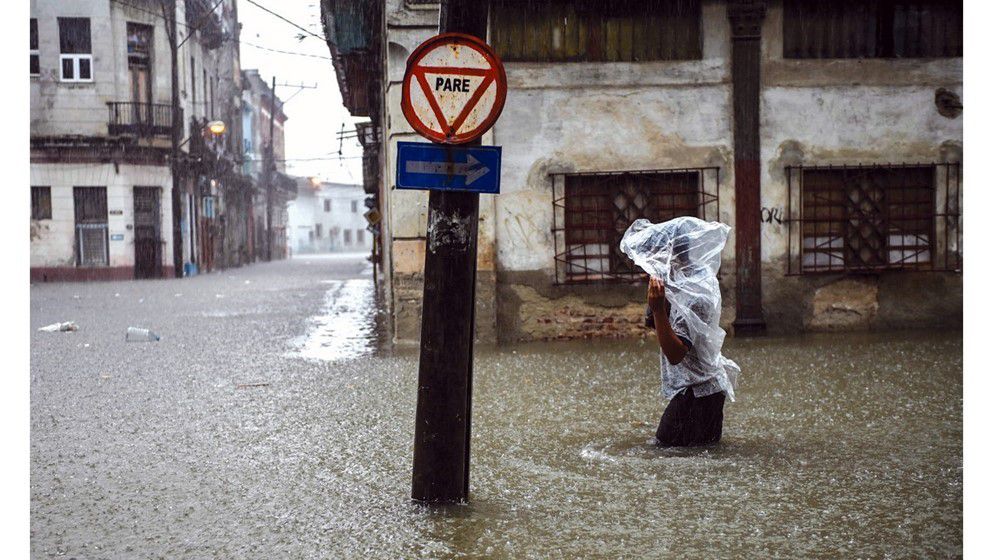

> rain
[24,0,973,558]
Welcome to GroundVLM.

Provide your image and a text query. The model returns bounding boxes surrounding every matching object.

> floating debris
[125,327,160,342]
[38,321,78,333]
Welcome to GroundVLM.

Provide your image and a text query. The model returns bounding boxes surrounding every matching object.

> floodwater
[31,256,961,558]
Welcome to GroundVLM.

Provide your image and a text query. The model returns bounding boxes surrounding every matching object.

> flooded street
[31,255,961,558]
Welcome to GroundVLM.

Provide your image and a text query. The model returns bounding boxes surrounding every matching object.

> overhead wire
[177,0,228,48]
[240,40,332,59]
[242,0,325,41]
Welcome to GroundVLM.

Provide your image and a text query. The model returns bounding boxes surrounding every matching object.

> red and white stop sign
[400,33,507,145]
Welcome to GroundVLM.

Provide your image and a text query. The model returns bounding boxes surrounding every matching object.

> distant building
[288,179,373,254]
[241,69,296,261]
[323,0,963,343]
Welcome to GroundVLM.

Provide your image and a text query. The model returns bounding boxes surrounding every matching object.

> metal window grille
[785,163,961,275]
[76,224,109,266]
[551,167,720,284]
[74,187,109,267]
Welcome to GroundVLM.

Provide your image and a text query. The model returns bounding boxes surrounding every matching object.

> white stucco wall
[287,189,317,254]
[288,182,372,254]
[30,163,174,270]
[31,0,118,137]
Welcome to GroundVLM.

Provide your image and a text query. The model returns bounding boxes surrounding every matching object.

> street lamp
[207,120,227,135]
[308,176,321,188]
[177,120,227,148]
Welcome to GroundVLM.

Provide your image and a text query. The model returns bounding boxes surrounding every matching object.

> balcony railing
[107,102,176,138]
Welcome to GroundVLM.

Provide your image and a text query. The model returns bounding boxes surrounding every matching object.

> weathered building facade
[240,68,295,262]
[30,0,250,281]
[323,0,963,343]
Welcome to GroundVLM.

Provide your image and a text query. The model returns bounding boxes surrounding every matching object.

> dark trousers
[655,389,726,447]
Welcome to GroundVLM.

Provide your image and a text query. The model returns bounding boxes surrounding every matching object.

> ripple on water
[579,437,730,466]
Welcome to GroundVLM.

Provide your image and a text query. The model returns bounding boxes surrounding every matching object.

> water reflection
[288,279,379,361]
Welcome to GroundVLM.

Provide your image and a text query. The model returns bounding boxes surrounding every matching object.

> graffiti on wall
[761,207,784,225]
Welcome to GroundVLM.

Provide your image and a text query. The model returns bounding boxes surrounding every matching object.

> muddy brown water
[31,262,961,558]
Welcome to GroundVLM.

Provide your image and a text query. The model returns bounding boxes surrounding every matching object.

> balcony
[107,102,177,138]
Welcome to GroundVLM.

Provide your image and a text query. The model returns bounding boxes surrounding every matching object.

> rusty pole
[729,1,767,336]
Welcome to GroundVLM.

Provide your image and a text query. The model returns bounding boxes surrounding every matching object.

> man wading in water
[646,277,726,446]
[620,217,740,448]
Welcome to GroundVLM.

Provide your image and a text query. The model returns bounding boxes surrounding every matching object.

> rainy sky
[238,1,366,185]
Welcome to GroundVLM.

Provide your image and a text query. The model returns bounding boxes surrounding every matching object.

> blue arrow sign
[396,141,501,194]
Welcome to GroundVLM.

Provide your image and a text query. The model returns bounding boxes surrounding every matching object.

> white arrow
[405,154,490,185]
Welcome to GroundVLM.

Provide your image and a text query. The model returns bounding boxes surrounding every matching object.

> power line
[110,0,332,63]
[178,0,227,48]
[242,0,325,41]
[241,40,332,60]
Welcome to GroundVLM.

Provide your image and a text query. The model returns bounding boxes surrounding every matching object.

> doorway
[127,23,153,127]
[133,186,162,278]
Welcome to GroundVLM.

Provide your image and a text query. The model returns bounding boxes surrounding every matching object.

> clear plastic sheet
[619,216,741,401]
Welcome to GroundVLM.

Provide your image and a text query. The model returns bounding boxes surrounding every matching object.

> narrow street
[30,256,961,558]
[23,0,971,556]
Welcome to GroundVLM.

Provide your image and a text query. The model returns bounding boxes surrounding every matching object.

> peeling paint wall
[487,1,738,342]
[382,0,435,344]
[758,1,963,332]
[377,0,962,344]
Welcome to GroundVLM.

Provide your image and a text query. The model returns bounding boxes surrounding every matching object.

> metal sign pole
[410,0,489,504]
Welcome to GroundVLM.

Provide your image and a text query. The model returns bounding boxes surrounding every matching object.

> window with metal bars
[73,187,108,267]
[490,0,701,63]
[783,0,962,59]
[551,168,720,284]
[785,163,961,275]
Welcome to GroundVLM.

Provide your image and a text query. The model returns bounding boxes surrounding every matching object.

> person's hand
[648,277,666,315]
